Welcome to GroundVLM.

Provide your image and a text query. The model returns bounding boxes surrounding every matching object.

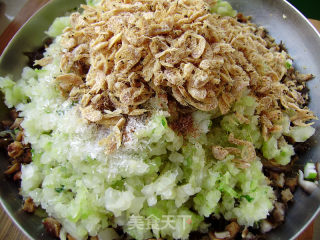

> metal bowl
[0,0,320,239]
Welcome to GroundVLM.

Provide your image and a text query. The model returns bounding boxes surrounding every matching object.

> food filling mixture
[0,0,318,239]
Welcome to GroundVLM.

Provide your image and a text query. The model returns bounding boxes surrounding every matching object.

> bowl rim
[277,1,320,240]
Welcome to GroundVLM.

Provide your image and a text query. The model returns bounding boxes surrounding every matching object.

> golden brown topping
[56,0,316,152]
[212,146,229,160]
[34,57,53,67]
[80,105,103,122]
[212,139,252,168]
[210,134,256,168]
[43,217,61,238]
[228,133,256,166]
[60,0,286,113]
[98,116,123,128]
[7,141,24,158]
[56,73,83,95]
[15,130,24,142]
[22,197,35,213]
[287,102,316,126]
[295,73,313,82]
[4,162,20,175]
[10,118,23,130]
[234,112,249,124]
[99,117,126,154]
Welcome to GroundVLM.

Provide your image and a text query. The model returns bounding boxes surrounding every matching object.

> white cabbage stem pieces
[298,162,319,194]
[304,162,317,180]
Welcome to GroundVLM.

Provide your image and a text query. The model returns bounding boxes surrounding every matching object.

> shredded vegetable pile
[0,0,317,239]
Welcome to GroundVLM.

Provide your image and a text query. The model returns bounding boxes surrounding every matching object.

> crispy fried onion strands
[212,134,256,168]
[56,0,316,152]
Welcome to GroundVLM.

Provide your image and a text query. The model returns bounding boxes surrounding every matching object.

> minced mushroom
[285,176,298,192]
[13,171,22,181]
[269,172,285,188]
[22,197,35,213]
[225,221,240,239]
[7,141,24,158]
[43,217,62,238]
[281,188,294,203]
[272,202,286,223]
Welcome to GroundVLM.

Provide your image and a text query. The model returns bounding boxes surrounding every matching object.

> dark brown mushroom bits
[1,110,31,178]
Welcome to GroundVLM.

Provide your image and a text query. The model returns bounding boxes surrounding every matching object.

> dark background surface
[288,0,320,20]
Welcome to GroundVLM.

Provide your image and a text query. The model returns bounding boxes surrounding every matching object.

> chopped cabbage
[285,125,315,142]
[211,0,237,17]
[105,188,135,217]
[46,16,70,37]
[262,136,295,165]
[86,0,102,6]
[0,76,28,108]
